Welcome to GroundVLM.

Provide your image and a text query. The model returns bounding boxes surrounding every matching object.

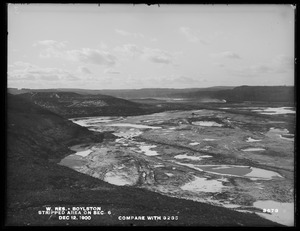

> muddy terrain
[60,106,295,226]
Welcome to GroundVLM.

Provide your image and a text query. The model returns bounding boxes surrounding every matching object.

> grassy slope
[17,92,146,118]
[6,94,281,226]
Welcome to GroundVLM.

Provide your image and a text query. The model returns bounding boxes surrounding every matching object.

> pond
[246,137,261,142]
[181,176,225,193]
[174,154,212,161]
[253,200,294,226]
[105,123,162,129]
[267,128,294,142]
[139,145,159,156]
[192,121,223,127]
[199,165,252,176]
[252,107,295,115]
[174,163,282,180]
[59,155,87,168]
[242,147,265,152]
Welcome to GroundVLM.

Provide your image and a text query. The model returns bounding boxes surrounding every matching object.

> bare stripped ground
[61,107,295,226]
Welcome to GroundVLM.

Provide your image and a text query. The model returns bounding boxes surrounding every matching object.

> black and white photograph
[6,4,295,226]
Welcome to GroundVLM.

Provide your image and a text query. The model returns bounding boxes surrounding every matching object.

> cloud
[179,27,199,43]
[78,66,92,75]
[8,62,79,82]
[115,29,131,36]
[228,65,271,77]
[8,61,34,69]
[148,75,206,88]
[213,62,225,68]
[179,27,208,44]
[37,46,116,66]
[114,44,143,58]
[227,55,293,77]
[39,48,62,58]
[66,48,116,66]
[115,29,144,38]
[143,48,172,64]
[115,44,173,64]
[34,40,116,67]
[104,68,120,75]
[34,40,68,58]
[172,76,205,84]
[33,40,67,48]
[272,55,294,71]
[211,51,241,59]
[98,41,108,50]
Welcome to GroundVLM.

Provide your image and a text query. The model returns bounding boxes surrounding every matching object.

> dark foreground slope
[18,92,146,118]
[6,94,281,226]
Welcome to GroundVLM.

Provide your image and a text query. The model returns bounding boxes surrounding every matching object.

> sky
[7,4,295,89]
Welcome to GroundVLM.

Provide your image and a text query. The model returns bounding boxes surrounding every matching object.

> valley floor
[60,105,295,226]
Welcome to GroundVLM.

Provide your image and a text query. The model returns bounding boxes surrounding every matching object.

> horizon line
[7,85,294,91]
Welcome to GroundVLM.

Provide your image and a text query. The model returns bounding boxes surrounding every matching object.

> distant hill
[8,85,294,103]
[95,87,235,99]
[174,86,294,103]
[7,88,30,95]
[8,86,236,99]
[17,91,146,118]
[223,86,294,102]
